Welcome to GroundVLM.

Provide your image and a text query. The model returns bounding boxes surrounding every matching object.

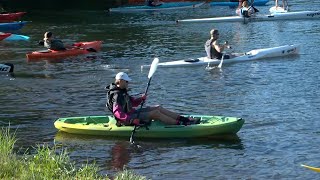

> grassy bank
[0,127,147,180]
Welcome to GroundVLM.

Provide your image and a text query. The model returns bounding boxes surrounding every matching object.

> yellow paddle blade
[301,164,320,173]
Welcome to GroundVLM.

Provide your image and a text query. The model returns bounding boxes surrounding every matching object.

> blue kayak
[4,34,30,41]
[109,2,206,12]
[0,21,28,32]
[210,0,269,7]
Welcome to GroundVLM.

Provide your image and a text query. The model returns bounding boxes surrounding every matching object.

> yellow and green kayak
[54,115,244,139]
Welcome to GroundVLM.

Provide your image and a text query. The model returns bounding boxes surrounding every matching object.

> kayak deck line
[141,44,299,69]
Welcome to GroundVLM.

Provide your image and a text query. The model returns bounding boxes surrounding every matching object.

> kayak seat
[85,116,100,125]
[184,58,200,63]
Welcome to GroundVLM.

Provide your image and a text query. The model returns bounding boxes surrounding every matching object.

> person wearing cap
[204,29,234,60]
[105,72,199,126]
[43,31,66,51]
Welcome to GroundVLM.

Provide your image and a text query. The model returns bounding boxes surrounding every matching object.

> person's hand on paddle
[224,41,231,49]
[141,94,147,101]
[132,118,140,125]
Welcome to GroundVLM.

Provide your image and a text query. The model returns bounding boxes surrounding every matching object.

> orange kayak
[0,32,11,41]
[26,41,102,62]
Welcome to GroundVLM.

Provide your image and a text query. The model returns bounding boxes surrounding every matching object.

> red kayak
[0,12,27,23]
[26,41,102,62]
[0,32,11,41]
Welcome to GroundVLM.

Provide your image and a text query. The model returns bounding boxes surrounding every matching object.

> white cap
[115,72,132,81]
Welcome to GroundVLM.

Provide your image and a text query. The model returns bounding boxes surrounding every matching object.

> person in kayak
[205,29,233,59]
[236,0,256,17]
[146,0,163,7]
[43,31,66,51]
[275,0,288,11]
[106,72,199,126]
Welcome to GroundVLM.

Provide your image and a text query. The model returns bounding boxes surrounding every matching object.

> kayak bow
[0,21,28,32]
[0,12,26,23]
[0,32,11,41]
[4,34,30,41]
[301,164,320,173]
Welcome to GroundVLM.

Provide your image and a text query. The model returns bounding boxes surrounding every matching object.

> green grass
[0,127,147,180]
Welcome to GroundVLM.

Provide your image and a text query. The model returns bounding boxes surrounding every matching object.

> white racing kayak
[141,44,299,68]
[177,10,320,23]
[108,2,206,12]
[0,63,14,73]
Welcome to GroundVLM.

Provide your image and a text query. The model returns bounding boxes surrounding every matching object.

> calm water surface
[1,0,320,179]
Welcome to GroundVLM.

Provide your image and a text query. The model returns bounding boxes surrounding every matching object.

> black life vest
[106,83,132,114]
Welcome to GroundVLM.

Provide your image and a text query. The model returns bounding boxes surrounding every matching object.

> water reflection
[108,141,131,170]
[54,130,244,173]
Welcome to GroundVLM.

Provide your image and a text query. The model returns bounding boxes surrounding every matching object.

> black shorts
[130,107,152,123]
[222,55,230,59]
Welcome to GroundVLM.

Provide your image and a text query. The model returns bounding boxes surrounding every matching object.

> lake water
[1,0,320,179]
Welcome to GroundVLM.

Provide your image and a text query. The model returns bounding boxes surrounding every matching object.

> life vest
[106,83,132,114]
[43,39,66,51]
[240,7,250,18]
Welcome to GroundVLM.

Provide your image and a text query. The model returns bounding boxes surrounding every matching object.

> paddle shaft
[218,54,225,68]
[249,0,259,12]
[129,77,152,144]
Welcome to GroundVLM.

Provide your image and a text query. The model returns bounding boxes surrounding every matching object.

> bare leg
[146,107,178,125]
[158,106,181,119]
[146,106,180,120]
[144,105,199,125]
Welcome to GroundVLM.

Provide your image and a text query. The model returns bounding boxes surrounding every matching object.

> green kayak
[54,115,245,138]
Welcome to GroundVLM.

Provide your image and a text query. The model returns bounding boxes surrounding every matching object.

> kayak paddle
[199,1,211,9]
[218,54,225,68]
[249,0,259,13]
[129,57,159,144]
